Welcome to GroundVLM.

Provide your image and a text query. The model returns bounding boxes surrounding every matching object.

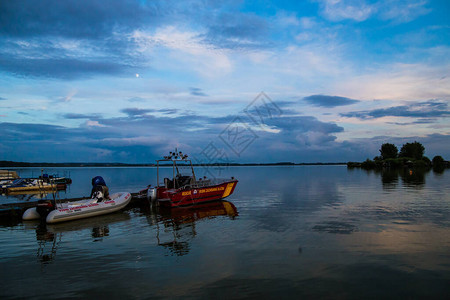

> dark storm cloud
[0,0,159,38]
[0,122,72,142]
[2,113,450,163]
[0,0,170,79]
[303,95,360,107]
[0,0,272,79]
[341,100,449,119]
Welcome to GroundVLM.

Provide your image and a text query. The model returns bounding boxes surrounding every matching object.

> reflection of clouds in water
[236,166,348,232]
[313,221,358,234]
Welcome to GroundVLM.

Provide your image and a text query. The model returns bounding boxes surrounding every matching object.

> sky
[0,0,449,163]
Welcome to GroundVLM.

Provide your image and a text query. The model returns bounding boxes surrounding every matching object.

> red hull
[157,180,238,207]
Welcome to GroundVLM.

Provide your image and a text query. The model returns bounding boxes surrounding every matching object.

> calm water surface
[1,166,450,299]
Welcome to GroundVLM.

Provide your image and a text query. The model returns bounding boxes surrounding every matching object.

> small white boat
[23,192,131,224]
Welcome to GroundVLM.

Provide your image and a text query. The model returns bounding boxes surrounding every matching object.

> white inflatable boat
[23,192,131,224]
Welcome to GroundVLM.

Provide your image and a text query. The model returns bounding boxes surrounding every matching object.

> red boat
[144,149,238,207]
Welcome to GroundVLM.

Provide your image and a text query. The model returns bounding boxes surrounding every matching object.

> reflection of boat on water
[30,212,132,263]
[159,200,238,224]
[23,192,131,224]
[35,222,62,263]
[151,200,238,256]
[142,149,238,207]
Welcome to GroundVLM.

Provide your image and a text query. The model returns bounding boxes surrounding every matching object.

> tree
[379,143,398,160]
[399,141,425,160]
[432,155,445,166]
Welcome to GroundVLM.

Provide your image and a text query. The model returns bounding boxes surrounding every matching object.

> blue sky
[0,0,449,163]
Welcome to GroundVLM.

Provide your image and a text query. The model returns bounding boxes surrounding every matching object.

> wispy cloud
[121,108,155,117]
[63,113,102,120]
[303,95,360,107]
[318,0,376,22]
[190,87,208,97]
[341,100,449,119]
[0,55,130,79]
[131,26,233,78]
[377,0,431,24]
[317,0,431,23]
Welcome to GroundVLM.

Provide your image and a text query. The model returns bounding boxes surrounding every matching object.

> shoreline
[1,161,347,168]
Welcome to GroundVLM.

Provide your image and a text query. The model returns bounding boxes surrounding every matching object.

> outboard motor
[36,199,56,218]
[90,176,108,201]
[147,187,157,202]
[92,176,107,187]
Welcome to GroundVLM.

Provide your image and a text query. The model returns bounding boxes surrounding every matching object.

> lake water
[1,166,450,299]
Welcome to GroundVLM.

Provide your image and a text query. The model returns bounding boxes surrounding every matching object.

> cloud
[60,89,78,102]
[268,116,343,135]
[0,0,159,38]
[341,100,450,119]
[0,107,347,163]
[121,108,155,117]
[120,108,179,117]
[190,87,208,97]
[303,95,360,107]
[0,1,178,79]
[84,120,107,128]
[128,97,146,102]
[0,55,129,79]
[334,62,450,100]
[318,0,376,22]
[131,26,233,78]
[387,118,438,125]
[158,109,179,115]
[63,113,102,120]
[0,97,6,100]
[201,12,270,49]
[317,0,431,23]
[377,0,431,23]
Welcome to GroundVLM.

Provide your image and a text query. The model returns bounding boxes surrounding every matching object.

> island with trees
[347,141,449,172]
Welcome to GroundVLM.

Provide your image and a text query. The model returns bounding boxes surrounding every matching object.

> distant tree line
[348,141,449,171]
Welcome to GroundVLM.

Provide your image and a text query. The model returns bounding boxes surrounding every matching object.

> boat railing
[190,178,233,188]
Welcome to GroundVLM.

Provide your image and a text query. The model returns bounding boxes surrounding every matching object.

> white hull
[23,192,131,224]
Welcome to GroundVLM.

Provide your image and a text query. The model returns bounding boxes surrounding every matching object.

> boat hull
[23,192,131,223]
[157,180,238,207]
